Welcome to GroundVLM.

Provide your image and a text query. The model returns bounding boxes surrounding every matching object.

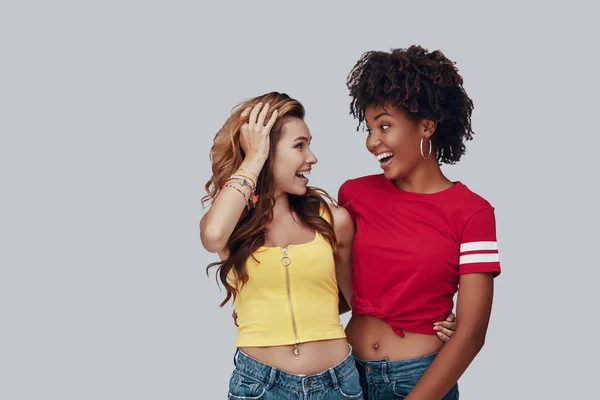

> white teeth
[296,170,310,179]
[376,152,394,161]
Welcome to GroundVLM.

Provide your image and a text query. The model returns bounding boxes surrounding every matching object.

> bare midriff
[346,315,443,361]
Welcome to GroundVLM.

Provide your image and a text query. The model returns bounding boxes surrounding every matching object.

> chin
[285,184,308,196]
[292,187,308,196]
[383,166,408,181]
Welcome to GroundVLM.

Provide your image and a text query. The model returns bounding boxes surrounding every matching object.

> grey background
[1,1,598,399]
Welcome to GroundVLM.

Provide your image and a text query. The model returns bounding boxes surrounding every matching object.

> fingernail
[433,322,439,326]
[433,326,440,331]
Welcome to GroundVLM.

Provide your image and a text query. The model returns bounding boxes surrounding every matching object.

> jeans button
[365,366,372,373]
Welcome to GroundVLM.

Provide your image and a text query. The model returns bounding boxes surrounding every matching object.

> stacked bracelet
[230,172,257,188]
[224,170,259,209]
[223,183,249,205]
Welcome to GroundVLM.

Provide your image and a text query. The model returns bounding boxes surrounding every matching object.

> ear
[421,119,437,139]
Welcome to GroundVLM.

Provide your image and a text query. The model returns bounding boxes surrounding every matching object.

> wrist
[240,158,265,177]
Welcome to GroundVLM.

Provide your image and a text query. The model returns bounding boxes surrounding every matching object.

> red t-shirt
[338,174,501,337]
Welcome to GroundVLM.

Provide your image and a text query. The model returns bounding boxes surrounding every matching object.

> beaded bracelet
[231,172,257,188]
[226,174,259,209]
[224,181,259,210]
[226,176,254,191]
[224,181,249,204]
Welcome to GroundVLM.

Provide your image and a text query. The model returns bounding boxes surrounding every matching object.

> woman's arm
[405,273,495,400]
[200,103,277,254]
[200,157,263,253]
[331,205,355,307]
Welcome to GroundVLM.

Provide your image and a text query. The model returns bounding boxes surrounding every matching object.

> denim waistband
[354,352,438,384]
[233,348,356,393]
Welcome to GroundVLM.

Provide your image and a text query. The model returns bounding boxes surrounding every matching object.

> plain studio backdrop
[1,1,597,399]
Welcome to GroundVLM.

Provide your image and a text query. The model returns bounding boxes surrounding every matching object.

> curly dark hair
[346,45,474,164]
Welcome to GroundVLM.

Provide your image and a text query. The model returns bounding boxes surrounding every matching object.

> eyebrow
[293,136,311,142]
[373,111,390,121]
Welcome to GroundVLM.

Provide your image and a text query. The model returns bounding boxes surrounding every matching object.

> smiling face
[271,117,317,196]
[365,102,435,180]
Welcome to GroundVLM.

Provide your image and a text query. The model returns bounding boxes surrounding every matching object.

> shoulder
[450,183,498,232]
[331,205,353,228]
[338,174,383,202]
[454,182,495,212]
[340,174,382,191]
[317,198,352,226]
[330,205,355,243]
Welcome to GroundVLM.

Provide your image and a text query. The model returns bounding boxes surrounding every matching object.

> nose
[366,132,381,153]
[307,149,318,165]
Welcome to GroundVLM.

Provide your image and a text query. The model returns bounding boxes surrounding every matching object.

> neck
[393,158,453,194]
[272,190,292,220]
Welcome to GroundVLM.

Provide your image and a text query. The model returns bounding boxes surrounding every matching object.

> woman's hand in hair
[240,102,278,165]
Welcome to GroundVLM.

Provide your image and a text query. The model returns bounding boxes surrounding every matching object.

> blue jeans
[227,348,364,399]
[354,353,459,399]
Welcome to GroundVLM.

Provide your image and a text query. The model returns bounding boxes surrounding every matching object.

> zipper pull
[281,246,291,267]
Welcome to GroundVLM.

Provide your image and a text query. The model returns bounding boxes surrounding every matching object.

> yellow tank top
[231,207,346,347]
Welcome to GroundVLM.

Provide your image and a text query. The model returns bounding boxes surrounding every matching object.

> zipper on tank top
[281,246,300,359]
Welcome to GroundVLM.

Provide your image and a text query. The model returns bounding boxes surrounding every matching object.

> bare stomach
[240,338,350,375]
[345,315,443,361]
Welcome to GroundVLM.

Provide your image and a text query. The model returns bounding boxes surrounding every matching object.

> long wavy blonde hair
[202,92,337,306]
